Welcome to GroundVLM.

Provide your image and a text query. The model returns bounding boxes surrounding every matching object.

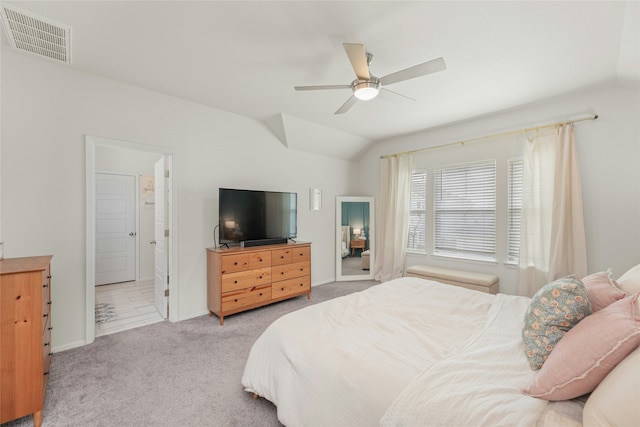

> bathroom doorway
[86,135,177,344]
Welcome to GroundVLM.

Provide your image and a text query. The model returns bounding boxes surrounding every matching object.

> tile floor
[95,279,164,337]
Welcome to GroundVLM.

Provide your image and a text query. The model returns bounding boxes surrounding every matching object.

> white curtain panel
[374,154,413,282]
[516,124,588,296]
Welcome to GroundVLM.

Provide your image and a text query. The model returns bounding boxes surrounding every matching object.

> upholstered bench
[361,250,370,270]
[405,265,499,294]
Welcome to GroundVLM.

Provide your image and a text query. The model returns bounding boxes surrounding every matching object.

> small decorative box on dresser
[0,255,53,427]
[207,242,311,325]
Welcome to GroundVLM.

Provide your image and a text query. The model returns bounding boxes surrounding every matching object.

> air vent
[0,4,71,64]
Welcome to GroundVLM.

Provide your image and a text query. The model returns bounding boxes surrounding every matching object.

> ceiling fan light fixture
[352,79,380,101]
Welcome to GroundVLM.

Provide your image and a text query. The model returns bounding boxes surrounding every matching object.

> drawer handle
[43,314,48,318]
[281,287,284,291]
[47,275,52,279]
[300,283,304,287]
[48,326,53,331]
[280,272,284,275]
[44,371,49,376]
[234,262,238,265]
[259,276,263,279]
[44,342,50,347]
[43,284,49,288]
[48,301,52,305]
[280,256,284,259]
[300,268,303,271]
[234,299,238,303]
[234,280,238,284]
[259,293,263,296]
[48,352,53,356]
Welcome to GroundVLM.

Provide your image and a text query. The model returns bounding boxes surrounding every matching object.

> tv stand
[206,241,312,325]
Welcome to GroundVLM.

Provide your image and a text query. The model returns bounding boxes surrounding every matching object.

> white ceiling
[2,1,639,158]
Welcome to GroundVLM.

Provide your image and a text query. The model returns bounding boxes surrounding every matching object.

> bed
[340,225,350,258]
[242,268,640,426]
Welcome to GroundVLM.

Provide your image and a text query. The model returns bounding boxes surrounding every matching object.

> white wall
[358,85,640,295]
[1,50,355,350]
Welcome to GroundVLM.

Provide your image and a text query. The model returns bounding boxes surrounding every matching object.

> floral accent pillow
[522,276,591,370]
[524,292,640,400]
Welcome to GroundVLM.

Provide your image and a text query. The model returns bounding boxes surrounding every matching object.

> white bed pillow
[617,264,640,295]
[582,346,640,427]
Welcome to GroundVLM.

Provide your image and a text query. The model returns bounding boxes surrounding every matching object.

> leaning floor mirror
[336,196,375,281]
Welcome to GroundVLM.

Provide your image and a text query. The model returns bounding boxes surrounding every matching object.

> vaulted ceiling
[2,1,638,159]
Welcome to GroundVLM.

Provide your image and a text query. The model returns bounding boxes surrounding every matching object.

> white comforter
[242,277,548,426]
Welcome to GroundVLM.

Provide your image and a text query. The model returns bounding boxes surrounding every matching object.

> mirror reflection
[336,196,374,281]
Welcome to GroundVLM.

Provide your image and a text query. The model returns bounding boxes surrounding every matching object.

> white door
[95,173,136,285]
[154,157,170,318]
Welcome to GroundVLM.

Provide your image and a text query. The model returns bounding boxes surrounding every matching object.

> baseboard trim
[53,339,87,353]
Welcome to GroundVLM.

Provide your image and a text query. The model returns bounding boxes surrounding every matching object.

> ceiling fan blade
[334,96,358,115]
[343,43,370,80]
[380,57,446,86]
[295,85,351,91]
[381,88,416,102]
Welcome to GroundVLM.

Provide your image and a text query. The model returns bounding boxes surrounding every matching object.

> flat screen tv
[219,188,297,245]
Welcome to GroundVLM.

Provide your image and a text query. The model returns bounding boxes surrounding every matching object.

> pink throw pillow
[581,271,625,311]
[524,292,640,401]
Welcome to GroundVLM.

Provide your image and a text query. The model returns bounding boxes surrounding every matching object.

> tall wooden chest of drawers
[0,255,53,427]
[207,242,311,325]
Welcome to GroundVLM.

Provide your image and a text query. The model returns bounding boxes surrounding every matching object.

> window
[507,159,524,264]
[407,170,427,251]
[434,161,496,261]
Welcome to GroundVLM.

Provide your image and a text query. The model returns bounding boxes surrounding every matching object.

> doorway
[86,135,178,345]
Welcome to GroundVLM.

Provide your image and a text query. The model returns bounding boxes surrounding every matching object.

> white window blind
[507,159,524,263]
[434,161,496,261]
[407,170,427,251]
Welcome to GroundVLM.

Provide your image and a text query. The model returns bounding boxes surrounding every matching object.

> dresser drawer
[272,276,310,299]
[221,268,271,293]
[221,284,271,312]
[272,261,310,282]
[42,293,51,335]
[43,317,52,377]
[271,248,292,266]
[41,269,51,333]
[248,251,271,269]
[220,253,249,274]
[41,282,51,316]
[291,246,310,262]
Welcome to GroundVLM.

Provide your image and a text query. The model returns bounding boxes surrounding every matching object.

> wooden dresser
[0,255,53,427]
[207,242,311,325]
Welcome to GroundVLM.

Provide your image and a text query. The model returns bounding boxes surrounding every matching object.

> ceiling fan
[294,43,446,114]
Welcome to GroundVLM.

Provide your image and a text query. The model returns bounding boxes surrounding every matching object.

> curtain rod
[380,113,599,159]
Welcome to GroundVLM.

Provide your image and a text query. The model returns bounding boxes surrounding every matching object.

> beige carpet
[4,280,377,427]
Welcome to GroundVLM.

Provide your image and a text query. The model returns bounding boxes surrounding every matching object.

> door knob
[129,232,137,237]
[150,240,157,245]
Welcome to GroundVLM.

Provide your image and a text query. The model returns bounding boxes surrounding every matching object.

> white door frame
[85,135,179,345]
